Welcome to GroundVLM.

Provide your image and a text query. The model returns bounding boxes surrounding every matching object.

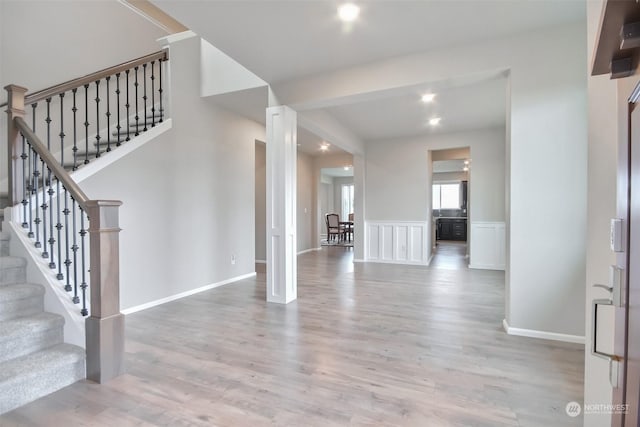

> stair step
[0,257,27,286]
[0,284,45,322]
[0,343,85,415]
[0,312,64,364]
[0,231,9,256]
[110,119,163,136]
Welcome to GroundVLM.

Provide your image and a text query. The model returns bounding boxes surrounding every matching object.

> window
[342,184,354,220]
[432,183,460,209]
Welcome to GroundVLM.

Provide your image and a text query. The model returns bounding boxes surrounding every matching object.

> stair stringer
[3,211,85,348]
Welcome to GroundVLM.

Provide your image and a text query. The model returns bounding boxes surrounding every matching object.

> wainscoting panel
[469,222,505,270]
[366,221,429,265]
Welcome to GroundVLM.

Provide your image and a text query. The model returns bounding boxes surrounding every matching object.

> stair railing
[1,49,168,383]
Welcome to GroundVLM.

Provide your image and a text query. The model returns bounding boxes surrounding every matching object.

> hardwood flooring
[0,244,584,426]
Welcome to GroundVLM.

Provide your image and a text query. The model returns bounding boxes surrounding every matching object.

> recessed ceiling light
[421,93,436,103]
[320,143,330,151]
[429,117,441,126]
[464,160,469,165]
[343,165,351,171]
[463,166,469,172]
[338,3,360,22]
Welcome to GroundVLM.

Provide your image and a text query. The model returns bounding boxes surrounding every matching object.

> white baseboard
[255,259,266,264]
[469,263,505,271]
[122,271,256,315]
[502,319,585,345]
[298,247,321,255]
[353,258,366,263]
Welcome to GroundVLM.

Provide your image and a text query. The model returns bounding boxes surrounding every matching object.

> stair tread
[0,283,44,303]
[0,312,64,343]
[0,343,84,382]
[0,232,9,241]
[0,257,26,270]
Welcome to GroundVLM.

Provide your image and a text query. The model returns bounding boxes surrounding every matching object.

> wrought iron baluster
[47,168,55,269]
[55,178,63,279]
[116,73,122,147]
[80,211,88,316]
[134,66,140,136]
[159,58,164,123]
[126,69,131,141]
[40,161,48,258]
[71,198,79,304]
[143,63,148,132]
[151,60,156,127]
[106,76,112,152]
[30,105,38,240]
[45,98,52,150]
[33,152,41,248]
[59,93,65,168]
[95,80,101,158]
[27,142,33,238]
[84,84,90,164]
[20,133,28,229]
[63,189,72,292]
[72,89,78,170]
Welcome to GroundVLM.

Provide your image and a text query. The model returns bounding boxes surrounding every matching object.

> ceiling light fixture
[429,117,441,126]
[421,93,436,103]
[338,3,360,22]
[320,143,330,152]
[464,160,470,165]
[463,166,469,172]
[344,165,351,171]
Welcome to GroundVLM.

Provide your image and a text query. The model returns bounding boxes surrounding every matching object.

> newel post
[5,85,28,207]
[85,200,125,383]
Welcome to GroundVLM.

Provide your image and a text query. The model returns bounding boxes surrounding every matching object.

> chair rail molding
[365,220,430,265]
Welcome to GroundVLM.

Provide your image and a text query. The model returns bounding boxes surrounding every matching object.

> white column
[353,153,366,261]
[266,106,297,304]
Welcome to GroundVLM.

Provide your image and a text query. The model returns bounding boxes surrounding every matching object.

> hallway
[0,248,583,426]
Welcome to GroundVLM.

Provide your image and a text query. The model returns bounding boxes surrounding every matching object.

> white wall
[79,34,266,310]
[255,142,267,262]
[366,128,504,223]
[297,151,315,252]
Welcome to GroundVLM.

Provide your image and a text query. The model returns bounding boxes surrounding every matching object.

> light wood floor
[1,243,584,426]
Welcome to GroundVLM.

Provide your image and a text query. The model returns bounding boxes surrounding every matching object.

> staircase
[0,231,85,415]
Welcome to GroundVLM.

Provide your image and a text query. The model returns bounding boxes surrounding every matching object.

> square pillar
[266,106,297,304]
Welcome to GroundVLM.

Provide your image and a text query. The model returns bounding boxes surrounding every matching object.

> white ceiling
[433,160,467,173]
[154,0,585,84]
[325,76,507,140]
[321,167,354,178]
[172,0,583,153]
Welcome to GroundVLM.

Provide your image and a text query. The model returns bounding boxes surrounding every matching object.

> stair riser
[0,327,63,364]
[0,266,26,286]
[0,356,84,415]
[0,297,44,322]
[0,239,8,257]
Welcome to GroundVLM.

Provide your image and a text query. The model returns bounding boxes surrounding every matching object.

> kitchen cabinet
[436,218,467,241]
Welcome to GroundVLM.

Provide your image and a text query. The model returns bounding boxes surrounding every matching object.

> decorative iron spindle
[20,134,28,228]
[63,190,72,292]
[95,80,101,158]
[55,179,63,279]
[126,70,131,141]
[134,66,140,136]
[84,84,90,164]
[116,73,122,147]
[29,104,37,239]
[72,89,78,170]
[71,198,79,304]
[80,212,88,316]
[143,63,148,132]
[33,152,41,248]
[45,98,52,150]
[159,58,164,123]
[151,61,156,126]
[106,76,112,152]
[47,169,55,269]
[27,137,34,238]
[59,93,65,168]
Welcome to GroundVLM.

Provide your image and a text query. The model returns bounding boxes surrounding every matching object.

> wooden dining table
[340,221,354,241]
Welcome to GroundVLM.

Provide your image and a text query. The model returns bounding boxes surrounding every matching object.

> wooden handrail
[13,116,90,209]
[0,50,167,108]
